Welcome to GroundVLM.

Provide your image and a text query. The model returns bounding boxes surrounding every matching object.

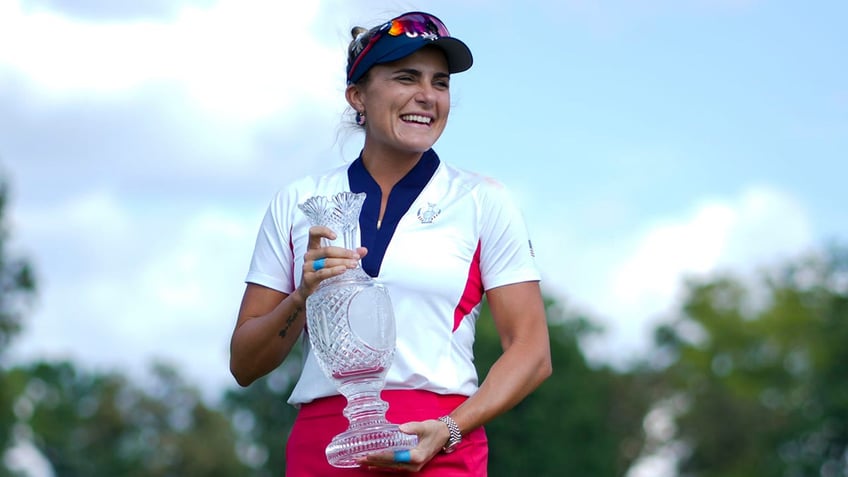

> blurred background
[1,0,846,475]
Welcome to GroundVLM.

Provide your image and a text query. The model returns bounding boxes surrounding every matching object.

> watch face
[443,440,460,454]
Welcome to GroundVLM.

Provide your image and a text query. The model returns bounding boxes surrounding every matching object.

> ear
[345,84,365,112]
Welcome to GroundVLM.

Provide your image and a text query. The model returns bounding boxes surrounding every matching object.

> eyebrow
[392,68,451,79]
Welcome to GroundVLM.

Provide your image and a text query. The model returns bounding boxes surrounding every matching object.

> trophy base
[326,422,419,468]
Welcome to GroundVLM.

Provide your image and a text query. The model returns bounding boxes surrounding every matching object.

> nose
[414,83,437,107]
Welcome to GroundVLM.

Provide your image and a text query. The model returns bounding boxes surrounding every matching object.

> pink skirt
[285,390,488,476]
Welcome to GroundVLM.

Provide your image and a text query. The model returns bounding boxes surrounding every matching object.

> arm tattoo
[279,287,306,338]
[279,306,302,338]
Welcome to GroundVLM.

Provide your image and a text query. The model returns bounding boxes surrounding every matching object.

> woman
[229,11,551,475]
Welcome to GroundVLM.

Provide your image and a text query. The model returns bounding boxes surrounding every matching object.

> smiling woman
[228,10,552,476]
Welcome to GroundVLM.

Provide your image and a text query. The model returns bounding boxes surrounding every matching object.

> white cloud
[575,185,813,365]
[129,210,259,395]
[0,0,342,120]
[611,201,734,306]
[8,188,260,398]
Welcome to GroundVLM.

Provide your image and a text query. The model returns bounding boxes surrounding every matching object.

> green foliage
[0,175,38,471]
[0,178,37,359]
[474,299,651,477]
[655,246,848,476]
[222,352,302,476]
[0,372,19,477]
[5,361,250,477]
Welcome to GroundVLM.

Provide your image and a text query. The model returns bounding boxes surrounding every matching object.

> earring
[355,110,366,126]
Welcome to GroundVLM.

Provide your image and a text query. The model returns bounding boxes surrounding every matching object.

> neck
[360,144,427,190]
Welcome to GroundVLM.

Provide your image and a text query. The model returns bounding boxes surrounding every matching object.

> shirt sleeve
[477,179,540,291]
[244,189,296,294]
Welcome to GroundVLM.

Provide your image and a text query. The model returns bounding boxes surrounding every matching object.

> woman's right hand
[298,225,366,299]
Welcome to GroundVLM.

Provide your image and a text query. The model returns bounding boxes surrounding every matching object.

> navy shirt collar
[348,149,440,277]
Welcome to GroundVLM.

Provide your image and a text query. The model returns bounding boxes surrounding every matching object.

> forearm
[446,281,552,438]
[229,287,307,386]
[230,231,364,387]
[450,337,552,435]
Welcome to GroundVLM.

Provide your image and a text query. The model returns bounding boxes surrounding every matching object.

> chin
[406,144,437,154]
[401,137,440,152]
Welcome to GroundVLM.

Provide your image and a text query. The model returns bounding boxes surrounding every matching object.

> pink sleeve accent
[452,240,483,332]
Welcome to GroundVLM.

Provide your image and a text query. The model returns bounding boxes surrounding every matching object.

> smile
[400,114,432,125]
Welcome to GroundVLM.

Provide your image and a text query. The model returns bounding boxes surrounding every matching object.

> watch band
[437,415,462,453]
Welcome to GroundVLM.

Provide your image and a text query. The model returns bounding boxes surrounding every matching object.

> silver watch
[437,415,462,453]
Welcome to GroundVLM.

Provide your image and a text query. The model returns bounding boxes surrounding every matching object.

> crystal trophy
[298,191,418,468]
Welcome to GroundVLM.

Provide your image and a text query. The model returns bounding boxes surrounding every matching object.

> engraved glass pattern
[298,192,418,468]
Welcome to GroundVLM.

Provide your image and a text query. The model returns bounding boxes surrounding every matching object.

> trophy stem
[325,376,419,468]
[338,377,390,426]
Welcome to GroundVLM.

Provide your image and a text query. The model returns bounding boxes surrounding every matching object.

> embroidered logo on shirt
[417,203,441,224]
[528,240,535,257]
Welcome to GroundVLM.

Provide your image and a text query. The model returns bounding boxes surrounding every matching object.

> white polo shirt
[245,149,540,405]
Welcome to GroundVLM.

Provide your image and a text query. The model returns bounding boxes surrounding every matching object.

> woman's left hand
[355,419,448,472]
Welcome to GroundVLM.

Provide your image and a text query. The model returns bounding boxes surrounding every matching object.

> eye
[435,79,450,90]
[395,75,415,83]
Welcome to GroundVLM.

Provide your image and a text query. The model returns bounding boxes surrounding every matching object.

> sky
[2,0,846,415]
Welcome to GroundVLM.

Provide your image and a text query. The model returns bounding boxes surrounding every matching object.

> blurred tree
[474,298,652,477]
[221,344,303,476]
[4,360,250,476]
[0,177,36,358]
[0,175,38,476]
[654,246,848,476]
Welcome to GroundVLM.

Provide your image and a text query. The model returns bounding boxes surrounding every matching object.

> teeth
[401,114,431,124]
